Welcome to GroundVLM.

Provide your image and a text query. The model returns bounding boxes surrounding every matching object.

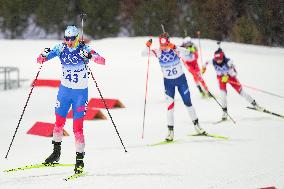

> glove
[79,40,85,46]
[79,49,92,59]
[188,46,196,53]
[221,75,229,83]
[146,39,152,47]
[37,55,47,64]
[201,66,206,74]
[93,56,105,65]
[168,43,176,49]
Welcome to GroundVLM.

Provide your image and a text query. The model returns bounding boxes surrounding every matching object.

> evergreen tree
[177,0,195,38]
[77,0,120,39]
[0,0,282,46]
[248,0,284,46]
[132,0,179,36]
[190,0,235,41]
[119,0,142,36]
[231,16,261,44]
[35,0,75,39]
[0,0,30,38]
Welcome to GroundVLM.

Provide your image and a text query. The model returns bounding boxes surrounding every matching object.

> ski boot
[221,107,228,121]
[165,125,174,142]
[251,100,263,110]
[44,141,61,164]
[193,119,207,135]
[74,152,84,174]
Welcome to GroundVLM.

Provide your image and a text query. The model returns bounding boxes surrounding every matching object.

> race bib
[159,50,184,79]
[61,65,88,89]
[161,62,183,79]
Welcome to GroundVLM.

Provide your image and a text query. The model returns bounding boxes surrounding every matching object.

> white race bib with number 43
[61,65,88,89]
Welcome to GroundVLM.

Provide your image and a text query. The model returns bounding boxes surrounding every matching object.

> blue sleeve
[83,45,91,52]
[46,43,65,61]
[83,45,100,57]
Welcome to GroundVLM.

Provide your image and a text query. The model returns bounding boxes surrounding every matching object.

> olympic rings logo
[61,52,80,65]
[160,52,176,62]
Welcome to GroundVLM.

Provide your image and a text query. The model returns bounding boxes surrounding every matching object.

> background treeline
[0,0,283,46]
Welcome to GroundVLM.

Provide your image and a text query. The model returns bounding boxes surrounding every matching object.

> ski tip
[188,133,229,140]
[247,106,256,110]
[149,140,176,146]
[3,163,74,173]
[63,172,87,181]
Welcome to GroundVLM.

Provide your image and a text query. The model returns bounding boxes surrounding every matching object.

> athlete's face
[214,52,224,64]
[65,36,78,48]
[160,43,171,51]
[216,59,223,64]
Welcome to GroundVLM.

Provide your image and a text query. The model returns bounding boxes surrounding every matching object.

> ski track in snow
[0,38,284,189]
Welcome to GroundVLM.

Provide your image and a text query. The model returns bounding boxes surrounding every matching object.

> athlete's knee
[219,84,227,91]
[165,89,175,99]
[183,94,192,106]
[235,86,242,93]
[73,117,84,134]
[180,88,192,106]
[53,114,66,134]
[184,101,192,107]
[55,113,66,128]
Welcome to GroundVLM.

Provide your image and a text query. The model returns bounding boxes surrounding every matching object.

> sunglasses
[64,36,77,41]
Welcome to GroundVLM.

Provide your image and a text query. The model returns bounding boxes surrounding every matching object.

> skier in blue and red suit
[143,33,207,142]
[37,25,105,174]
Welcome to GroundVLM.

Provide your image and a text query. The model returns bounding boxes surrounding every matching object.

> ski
[150,140,176,146]
[247,106,284,119]
[3,163,74,173]
[213,118,228,124]
[63,172,87,181]
[188,133,229,140]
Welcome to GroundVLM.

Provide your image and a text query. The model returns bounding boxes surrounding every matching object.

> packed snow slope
[0,37,284,189]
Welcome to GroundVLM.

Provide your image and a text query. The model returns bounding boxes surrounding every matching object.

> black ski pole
[171,47,236,124]
[5,64,43,159]
[89,67,127,152]
[208,92,237,124]
[79,13,127,152]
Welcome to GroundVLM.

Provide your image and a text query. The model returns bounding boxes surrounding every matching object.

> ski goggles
[64,36,77,41]
[214,51,224,61]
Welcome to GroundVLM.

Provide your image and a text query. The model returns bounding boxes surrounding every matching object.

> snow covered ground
[0,37,284,189]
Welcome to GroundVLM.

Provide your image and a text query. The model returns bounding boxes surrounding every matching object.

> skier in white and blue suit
[37,25,105,174]
[143,33,207,141]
